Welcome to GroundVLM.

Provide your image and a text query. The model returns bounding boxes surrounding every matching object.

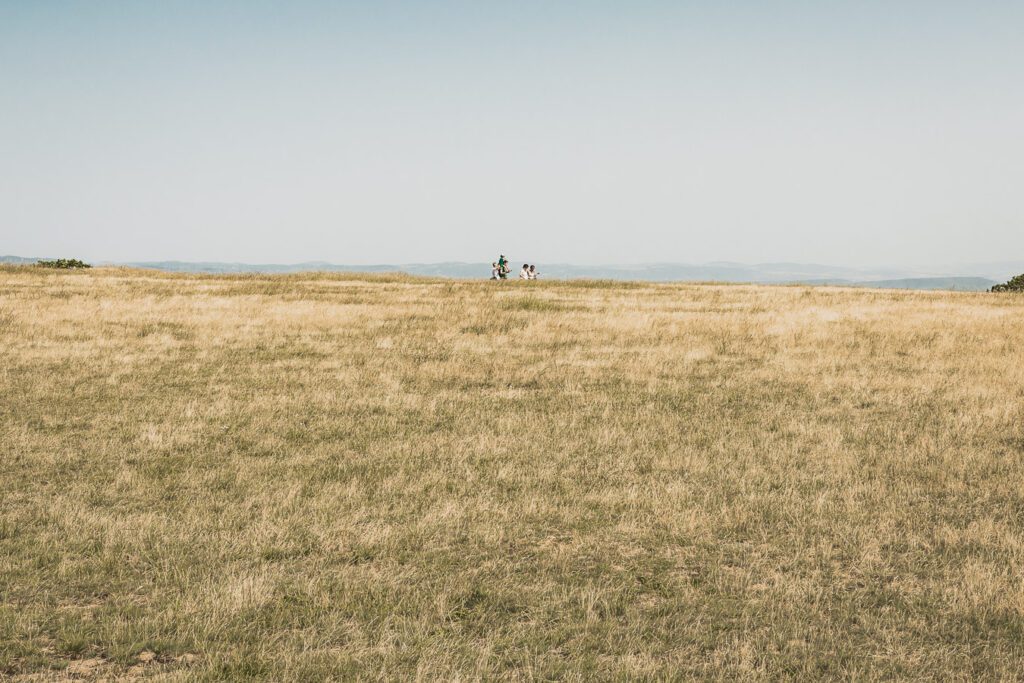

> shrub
[36,259,91,269]
[991,274,1024,292]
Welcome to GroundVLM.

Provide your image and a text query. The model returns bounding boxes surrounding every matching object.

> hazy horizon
[3,2,1022,267]
[6,252,1024,272]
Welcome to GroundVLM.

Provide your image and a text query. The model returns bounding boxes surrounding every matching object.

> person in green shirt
[497,254,509,279]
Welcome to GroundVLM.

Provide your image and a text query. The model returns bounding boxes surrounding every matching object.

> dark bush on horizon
[991,274,1024,292]
[36,259,91,269]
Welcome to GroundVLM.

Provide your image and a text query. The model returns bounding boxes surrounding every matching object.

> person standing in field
[528,265,538,280]
[519,264,530,279]
[497,254,509,279]
[490,262,500,280]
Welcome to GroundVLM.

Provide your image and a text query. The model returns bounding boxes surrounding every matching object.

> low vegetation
[35,258,92,269]
[2,267,1024,679]
[991,273,1024,292]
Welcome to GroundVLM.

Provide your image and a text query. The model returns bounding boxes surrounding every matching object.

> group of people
[490,254,540,280]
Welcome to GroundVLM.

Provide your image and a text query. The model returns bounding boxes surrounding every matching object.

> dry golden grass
[2,266,1024,680]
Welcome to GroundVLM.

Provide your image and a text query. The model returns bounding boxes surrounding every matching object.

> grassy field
[2,266,1024,680]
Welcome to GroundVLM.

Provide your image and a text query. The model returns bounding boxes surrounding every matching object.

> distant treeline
[37,259,91,269]
[991,274,1024,292]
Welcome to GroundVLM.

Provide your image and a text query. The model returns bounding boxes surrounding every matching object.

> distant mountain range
[4,255,1021,291]
[1,255,40,265]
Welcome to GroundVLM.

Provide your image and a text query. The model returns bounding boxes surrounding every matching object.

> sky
[2,1,1022,266]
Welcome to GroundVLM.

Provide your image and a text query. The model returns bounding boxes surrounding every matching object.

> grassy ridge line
[0,263,998,294]
[1,268,1024,679]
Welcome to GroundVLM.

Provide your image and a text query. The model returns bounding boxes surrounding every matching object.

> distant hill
[116,261,1008,290]
[850,277,996,291]
[0,255,43,264]
[797,277,997,291]
[2,255,1016,291]
[119,260,489,278]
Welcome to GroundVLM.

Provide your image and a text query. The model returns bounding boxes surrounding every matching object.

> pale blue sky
[2,1,1021,265]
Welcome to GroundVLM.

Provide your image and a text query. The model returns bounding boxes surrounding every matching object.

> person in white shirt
[490,262,500,280]
[528,265,539,280]
[519,264,530,280]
